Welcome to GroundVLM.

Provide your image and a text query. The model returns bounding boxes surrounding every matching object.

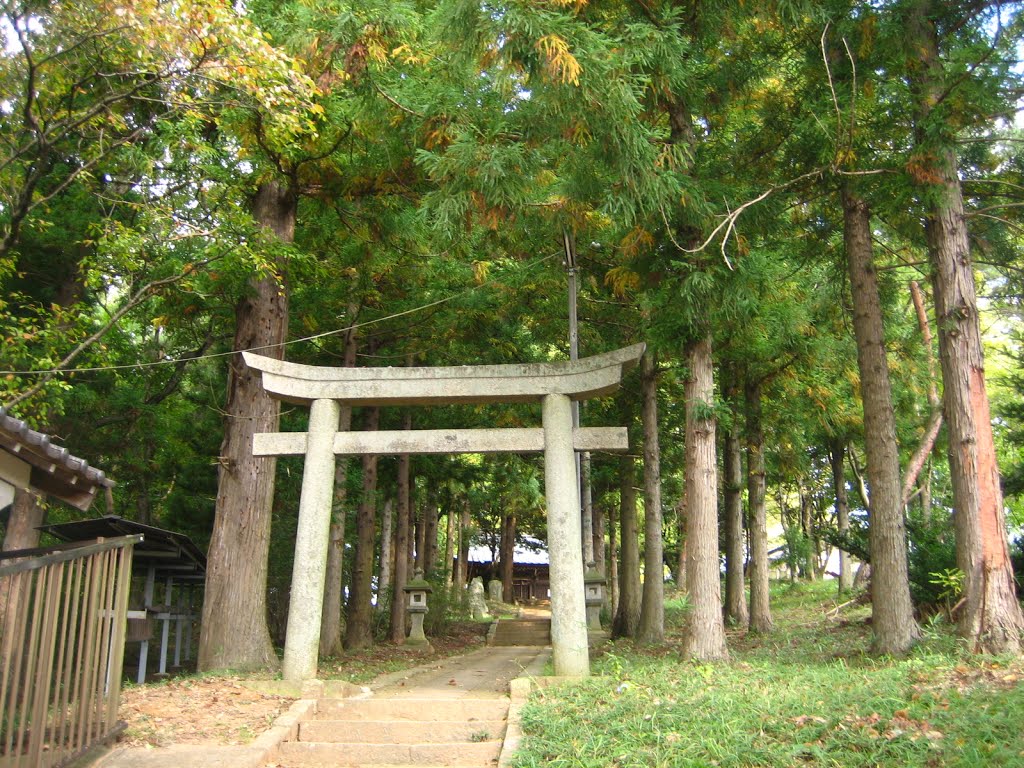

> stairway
[488,618,551,646]
[272,697,508,767]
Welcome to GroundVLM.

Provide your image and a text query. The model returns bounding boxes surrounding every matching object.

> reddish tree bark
[905,1,1023,653]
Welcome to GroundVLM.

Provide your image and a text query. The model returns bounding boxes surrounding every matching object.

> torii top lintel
[242,343,645,406]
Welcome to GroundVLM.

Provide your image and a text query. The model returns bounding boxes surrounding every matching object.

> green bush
[906,511,959,610]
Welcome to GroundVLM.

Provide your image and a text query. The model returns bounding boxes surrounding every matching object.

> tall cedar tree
[901,0,1023,653]
[199,181,294,671]
[842,182,920,653]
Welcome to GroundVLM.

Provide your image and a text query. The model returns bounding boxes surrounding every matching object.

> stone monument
[469,577,490,620]
[488,578,503,602]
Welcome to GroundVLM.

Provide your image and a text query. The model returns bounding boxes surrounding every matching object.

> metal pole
[563,228,594,568]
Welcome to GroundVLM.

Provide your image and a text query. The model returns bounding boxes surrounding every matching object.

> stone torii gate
[244,343,644,684]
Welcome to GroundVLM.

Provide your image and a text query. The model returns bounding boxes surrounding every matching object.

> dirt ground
[117,677,292,747]
[115,621,492,748]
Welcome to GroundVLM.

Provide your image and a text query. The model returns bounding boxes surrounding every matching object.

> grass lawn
[514,582,1024,767]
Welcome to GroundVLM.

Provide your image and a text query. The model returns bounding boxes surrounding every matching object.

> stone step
[276,739,502,766]
[298,719,507,744]
[499,620,551,630]
[489,620,551,646]
[490,638,550,646]
[491,629,551,638]
[314,698,509,722]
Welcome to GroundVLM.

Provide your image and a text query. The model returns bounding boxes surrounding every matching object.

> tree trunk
[344,406,380,651]
[638,351,665,644]
[389,419,413,643]
[456,499,470,591]
[675,495,687,591]
[424,501,439,579]
[319,412,351,658]
[920,462,932,523]
[612,453,640,639]
[904,1,1023,653]
[2,487,45,552]
[444,506,455,588]
[378,497,394,610]
[608,490,619,618]
[592,491,605,577]
[684,335,728,660]
[320,324,357,658]
[582,451,594,567]
[800,488,817,581]
[414,502,427,575]
[829,439,853,591]
[500,512,516,603]
[842,182,920,654]
[723,384,748,627]
[199,180,293,672]
[745,377,772,633]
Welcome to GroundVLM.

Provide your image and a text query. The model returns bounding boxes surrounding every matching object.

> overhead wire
[0,251,563,377]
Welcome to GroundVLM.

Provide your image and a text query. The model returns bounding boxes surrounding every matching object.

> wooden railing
[0,535,140,768]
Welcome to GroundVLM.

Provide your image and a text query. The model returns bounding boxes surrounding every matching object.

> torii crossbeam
[245,343,644,684]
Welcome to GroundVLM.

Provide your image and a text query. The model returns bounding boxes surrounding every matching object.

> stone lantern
[403,571,433,649]
[583,568,605,630]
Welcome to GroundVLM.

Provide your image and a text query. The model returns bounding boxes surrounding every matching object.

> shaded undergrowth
[514,582,1024,767]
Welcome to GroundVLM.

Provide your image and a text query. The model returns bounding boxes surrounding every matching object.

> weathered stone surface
[242,344,645,406]
[543,394,589,677]
[468,577,489,620]
[253,426,628,456]
[283,398,341,684]
[488,579,503,601]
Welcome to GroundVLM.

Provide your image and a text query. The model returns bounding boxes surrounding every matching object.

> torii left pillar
[281,398,339,683]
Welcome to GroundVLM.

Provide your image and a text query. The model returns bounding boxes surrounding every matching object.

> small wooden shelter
[38,516,206,683]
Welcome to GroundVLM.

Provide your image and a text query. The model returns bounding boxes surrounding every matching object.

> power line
[0,251,562,377]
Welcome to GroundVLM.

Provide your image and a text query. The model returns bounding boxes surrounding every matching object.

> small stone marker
[488,579,503,602]
[469,577,490,619]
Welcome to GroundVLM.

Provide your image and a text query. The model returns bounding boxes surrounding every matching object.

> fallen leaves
[118,676,291,748]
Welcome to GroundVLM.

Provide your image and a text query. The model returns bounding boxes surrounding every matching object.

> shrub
[906,511,958,610]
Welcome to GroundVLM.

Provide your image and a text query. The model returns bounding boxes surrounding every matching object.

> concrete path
[90,642,548,768]
[273,645,547,767]
[370,644,546,699]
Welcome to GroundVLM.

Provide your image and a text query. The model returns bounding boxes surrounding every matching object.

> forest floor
[115,618,491,748]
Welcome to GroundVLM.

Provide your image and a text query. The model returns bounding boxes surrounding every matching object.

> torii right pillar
[543,393,589,676]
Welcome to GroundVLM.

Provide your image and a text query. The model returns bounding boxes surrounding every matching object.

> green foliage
[514,582,1024,768]
[928,568,965,620]
[782,526,813,581]
[906,513,960,612]
[422,576,468,636]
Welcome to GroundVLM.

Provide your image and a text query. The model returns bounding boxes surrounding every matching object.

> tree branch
[3,272,196,410]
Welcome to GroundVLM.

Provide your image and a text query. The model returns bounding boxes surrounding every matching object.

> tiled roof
[0,408,114,511]
[39,516,205,581]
